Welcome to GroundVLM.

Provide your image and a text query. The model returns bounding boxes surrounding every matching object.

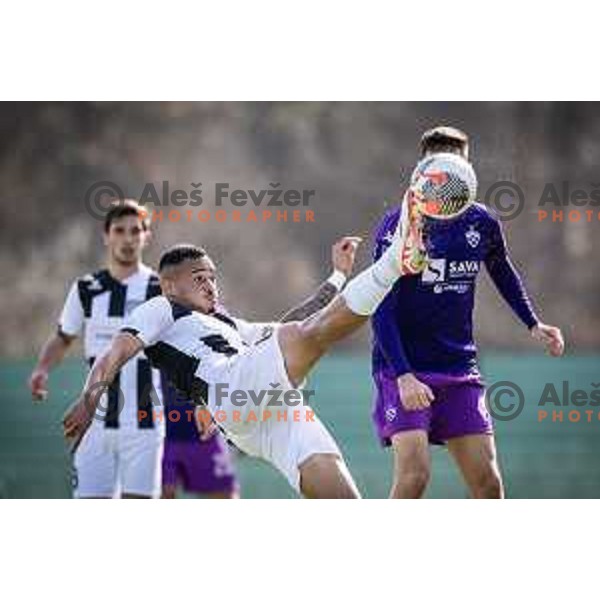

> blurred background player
[371,126,565,499]
[160,376,239,499]
[28,200,165,498]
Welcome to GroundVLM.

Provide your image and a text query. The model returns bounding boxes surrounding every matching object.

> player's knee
[471,470,504,499]
[299,454,360,499]
[393,460,431,497]
[397,468,430,494]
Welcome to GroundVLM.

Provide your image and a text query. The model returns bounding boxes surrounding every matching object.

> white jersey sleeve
[232,318,277,345]
[122,296,174,346]
[58,281,84,337]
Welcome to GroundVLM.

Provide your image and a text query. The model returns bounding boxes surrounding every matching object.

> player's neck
[107,260,143,282]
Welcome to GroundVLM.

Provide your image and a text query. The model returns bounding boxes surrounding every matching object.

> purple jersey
[371,202,539,377]
[161,374,200,441]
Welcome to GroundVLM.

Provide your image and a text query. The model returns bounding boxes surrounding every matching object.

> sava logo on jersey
[421,258,480,293]
[422,259,480,281]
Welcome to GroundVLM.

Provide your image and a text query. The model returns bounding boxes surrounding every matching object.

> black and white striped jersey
[121,295,274,406]
[58,264,164,430]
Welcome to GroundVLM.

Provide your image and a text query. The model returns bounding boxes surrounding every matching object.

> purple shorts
[373,370,493,446]
[162,434,239,495]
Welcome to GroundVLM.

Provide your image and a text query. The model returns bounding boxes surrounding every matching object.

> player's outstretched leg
[278,201,422,387]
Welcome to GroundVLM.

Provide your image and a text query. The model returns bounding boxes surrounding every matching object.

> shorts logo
[422,258,446,283]
[385,408,397,422]
[465,225,481,248]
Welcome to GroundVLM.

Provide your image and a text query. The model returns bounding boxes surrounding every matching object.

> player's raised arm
[279,236,362,322]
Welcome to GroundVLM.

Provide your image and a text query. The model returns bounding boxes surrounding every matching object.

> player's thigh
[119,430,163,499]
[390,429,431,479]
[73,427,118,499]
[447,433,504,493]
[277,322,322,388]
[277,302,368,387]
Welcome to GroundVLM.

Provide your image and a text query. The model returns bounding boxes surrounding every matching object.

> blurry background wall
[1,101,599,356]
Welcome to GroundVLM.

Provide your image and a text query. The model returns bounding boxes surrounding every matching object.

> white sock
[341,205,407,316]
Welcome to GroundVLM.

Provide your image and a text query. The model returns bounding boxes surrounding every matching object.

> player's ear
[141,226,152,248]
[159,274,174,295]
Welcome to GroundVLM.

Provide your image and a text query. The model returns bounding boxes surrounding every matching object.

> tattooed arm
[279,236,362,322]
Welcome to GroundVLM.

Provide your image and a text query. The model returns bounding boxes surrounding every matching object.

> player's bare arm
[280,236,361,322]
[62,332,142,442]
[28,329,77,401]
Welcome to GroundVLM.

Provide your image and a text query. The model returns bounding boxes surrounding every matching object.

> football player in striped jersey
[64,199,424,497]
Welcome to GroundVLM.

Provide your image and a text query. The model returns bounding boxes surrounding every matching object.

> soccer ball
[408,152,478,219]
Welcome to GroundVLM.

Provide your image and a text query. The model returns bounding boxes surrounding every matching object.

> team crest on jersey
[385,407,397,422]
[465,226,481,249]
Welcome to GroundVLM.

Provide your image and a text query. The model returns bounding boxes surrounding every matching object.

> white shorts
[207,327,342,492]
[72,425,163,498]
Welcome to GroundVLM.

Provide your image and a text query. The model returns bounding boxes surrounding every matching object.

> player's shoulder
[136,263,160,280]
[462,202,503,231]
[373,205,402,239]
[144,295,198,323]
[74,268,108,289]
[467,201,500,222]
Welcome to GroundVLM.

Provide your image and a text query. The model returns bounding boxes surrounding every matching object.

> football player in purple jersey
[371,126,564,499]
